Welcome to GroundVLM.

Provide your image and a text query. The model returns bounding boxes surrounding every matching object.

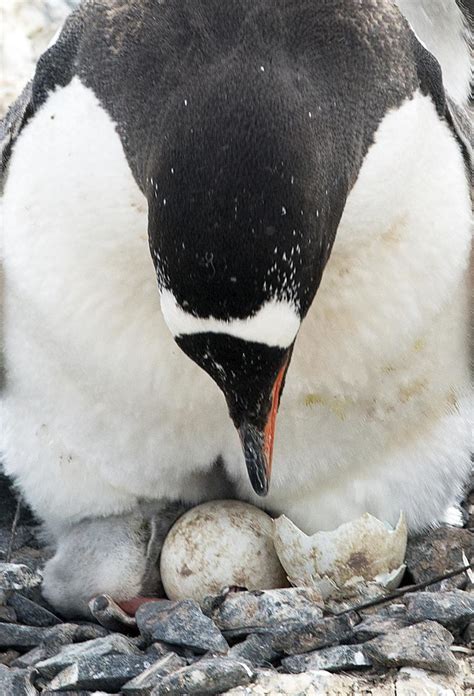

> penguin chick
[42,500,188,618]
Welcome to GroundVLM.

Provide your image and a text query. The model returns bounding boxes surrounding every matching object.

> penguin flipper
[445,96,472,174]
[0,80,34,186]
[411,33,471,173]
[0,7,84,188]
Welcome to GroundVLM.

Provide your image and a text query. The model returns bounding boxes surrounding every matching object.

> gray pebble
[46,653,154,691]
[267,612,358,655]
[228,633,278,667]
[122,652,187,694]
[35,632,142,680]
[7,594,61,627]
[12,623,111,669]
[0,564,42,592]
[49,623,108,648]
[406,590,474,630]
[0,664,37,695]
[282,644,371,673]
[364,620,457,675]
[151,657,254,695]
[405,527,474,591]
[206,588,323,638]
[136,600,228,654]
[0,623,49,650]
[353,615,410,642]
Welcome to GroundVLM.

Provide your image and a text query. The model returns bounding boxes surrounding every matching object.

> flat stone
[406,591,474,630]
[7,594,61,627]
[12,623,110,669]
[353,616,410,642]
[0,664,37,695]
[0,623,49,650]
[405,527,474,591]
[35,632,141,680]
[42,623,109,650]
[282,644,371,673]
[136,600,228,654]
[151,657,254,695]
[89,594,137,633]
[3,622,107,657]
[365,621,457,675]
[46,654,154,691]
[204,588,323,638]
[122,652,187,694]
[227,634,278,667]
[266,612,358,655]
[0,564,42,592]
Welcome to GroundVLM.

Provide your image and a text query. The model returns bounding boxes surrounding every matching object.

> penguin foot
[117,596,164,616]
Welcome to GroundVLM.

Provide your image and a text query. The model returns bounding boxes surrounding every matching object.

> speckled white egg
[160,500,288,602]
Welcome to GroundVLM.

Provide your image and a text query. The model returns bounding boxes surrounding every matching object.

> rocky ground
[0,471,473,695]
[1,1,473,694]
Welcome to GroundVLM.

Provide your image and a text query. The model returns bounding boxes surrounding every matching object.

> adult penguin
[1,0,471,616]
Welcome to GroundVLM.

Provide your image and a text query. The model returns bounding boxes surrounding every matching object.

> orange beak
[263,359,288,481]
[239,358,289,496]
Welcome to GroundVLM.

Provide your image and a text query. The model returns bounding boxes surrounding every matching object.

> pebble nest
[0,472,473,695]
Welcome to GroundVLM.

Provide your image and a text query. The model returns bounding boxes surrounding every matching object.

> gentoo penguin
[1,0,472,616]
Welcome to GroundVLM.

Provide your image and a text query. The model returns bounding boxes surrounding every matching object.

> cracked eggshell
[274,512,407,588]
[160,500,288,603]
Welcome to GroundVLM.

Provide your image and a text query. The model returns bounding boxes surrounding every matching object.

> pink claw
[118,596,163,616]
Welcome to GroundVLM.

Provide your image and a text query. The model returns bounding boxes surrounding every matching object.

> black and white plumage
[1,0,472,615]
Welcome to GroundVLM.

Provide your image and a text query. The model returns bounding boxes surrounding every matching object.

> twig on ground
[5,495,22,563]
[334,561,474,616]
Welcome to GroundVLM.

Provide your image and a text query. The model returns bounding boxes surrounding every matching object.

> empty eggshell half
[273,512,407,589]
[160,500,288,603]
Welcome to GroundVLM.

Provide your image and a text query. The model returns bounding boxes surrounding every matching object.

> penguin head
[163,304,295,496]
[147,68,346,495]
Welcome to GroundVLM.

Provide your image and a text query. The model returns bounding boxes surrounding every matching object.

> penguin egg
[160,500,288,602]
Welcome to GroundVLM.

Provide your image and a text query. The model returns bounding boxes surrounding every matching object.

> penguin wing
[0,8,83,187]
[445,97,472,173]
[411,34,472,173]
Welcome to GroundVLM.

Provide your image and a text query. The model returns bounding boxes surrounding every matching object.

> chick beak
[238,359,288,496]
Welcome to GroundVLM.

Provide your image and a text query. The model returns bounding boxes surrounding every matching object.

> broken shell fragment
[160,500,288,603]
[273,512,407,593]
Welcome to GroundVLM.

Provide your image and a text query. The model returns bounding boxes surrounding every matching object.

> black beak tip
[239,423,270,497]
[249,470,269,497]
